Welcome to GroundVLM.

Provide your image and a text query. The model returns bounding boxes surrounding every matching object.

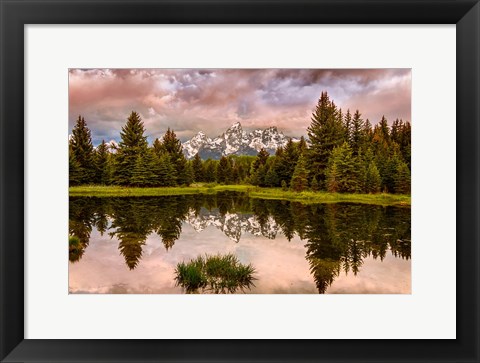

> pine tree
[372,117,391,190]
[274,140,297,187]
[231,164,241,184]
[281,180,288,191]
[161,128,183,155]
[252,148,269,169]
[364,161,382,193]
[265,164,279,187]
[338,108,344,141]
[383,152,401,193]
[351,110,365,156]
[129,149,159,187]
[291,154,309,192]
[145,148,161,186]
[326,162,340,193]
[94,140,110,184]
[310,176,320,191]
[296,136,308,156]
[394,160,411,194]
[69,147,83,186]
[156,153,177,186]
[307,92,344,188]
[378,115,390,143]
[399,121,411,169]
[191,153,204,182]
[236,163,246,183]
[216,156,232,184]
[130,155,149,186]
[203,159,217,183]
[253,164,268,187]
[364,118,373,143]
[69,115,95,184]
[153,137,163,156]
[161,128,189,185]
[184,161,194,186]
[344,109,352,145]
[250,148,270,186]
[325,142,361,193]
[114,111,148,185]
[391,118,402,144]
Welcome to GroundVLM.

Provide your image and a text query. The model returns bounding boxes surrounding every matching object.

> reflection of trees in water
[252,201,410,293]
[108,199,157,269]
[69,198,98,262]
[304,205,344,293]
[69,193,411,287]
[268,200,296,241]
[155,197,189,250]
[303,204,411,293]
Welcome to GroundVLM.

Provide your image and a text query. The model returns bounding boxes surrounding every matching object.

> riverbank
[69,185,410,206]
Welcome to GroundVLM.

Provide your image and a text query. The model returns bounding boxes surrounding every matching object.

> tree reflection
[69,198,98,262]
[155,196,189,250]
[108,199,157,269]
[69,192,411,287]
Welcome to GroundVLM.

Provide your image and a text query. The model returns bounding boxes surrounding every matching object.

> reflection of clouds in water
[233,235,317,294]
[69,223,410,294]
[327,254,411,294]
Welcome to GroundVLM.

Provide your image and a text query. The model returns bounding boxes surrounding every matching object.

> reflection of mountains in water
[69,194,411,292]
[187,208,279,242]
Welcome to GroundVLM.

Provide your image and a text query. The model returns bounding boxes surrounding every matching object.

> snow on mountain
[186,208,280,243]
[182,131,212,159]
[107,140,119,153]
[182,122,295,159]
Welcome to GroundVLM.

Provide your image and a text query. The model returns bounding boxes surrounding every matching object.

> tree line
[69,91,411,194]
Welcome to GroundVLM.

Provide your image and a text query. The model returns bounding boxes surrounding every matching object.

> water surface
[69,192,411,294]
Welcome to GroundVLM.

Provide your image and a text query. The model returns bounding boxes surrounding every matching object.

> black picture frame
[1,0,479,362]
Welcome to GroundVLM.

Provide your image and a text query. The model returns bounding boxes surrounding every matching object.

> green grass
[69,184,410,206]
[68,235,83,263]
[174,253,256,294]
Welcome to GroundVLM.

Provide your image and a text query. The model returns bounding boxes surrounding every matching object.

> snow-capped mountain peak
[182,122,294,159]
[183,131,212,159]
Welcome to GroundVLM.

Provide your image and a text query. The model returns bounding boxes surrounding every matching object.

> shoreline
[69,185,410,206]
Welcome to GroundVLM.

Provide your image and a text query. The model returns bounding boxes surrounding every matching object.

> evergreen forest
[69,92,411,194]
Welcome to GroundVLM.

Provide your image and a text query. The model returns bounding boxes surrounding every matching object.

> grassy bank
[69,184,410,206]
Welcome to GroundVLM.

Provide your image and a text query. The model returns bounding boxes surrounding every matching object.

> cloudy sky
[69,68,411,146]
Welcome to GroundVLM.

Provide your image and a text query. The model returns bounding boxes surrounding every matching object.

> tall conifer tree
[307,92,344,188]
[114,111,148,185]
[161,128,189,185]
[291,154,309,192]
[191,153,204,182]
[70,115,95,184]
[216,156,232,184]
[351,110,365,155]
[94,140,110,184]
[325,142,361,193]
[344,109,353,145]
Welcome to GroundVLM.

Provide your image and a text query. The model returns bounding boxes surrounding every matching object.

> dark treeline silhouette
[69,192,410,293]
[70,92,411,194]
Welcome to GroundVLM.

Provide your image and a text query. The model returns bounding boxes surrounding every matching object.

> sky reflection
[69,221,410,294]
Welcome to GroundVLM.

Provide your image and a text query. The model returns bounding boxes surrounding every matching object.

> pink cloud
[69,68,411,145]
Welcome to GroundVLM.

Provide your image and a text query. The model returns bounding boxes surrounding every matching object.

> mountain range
[182,122,297,159]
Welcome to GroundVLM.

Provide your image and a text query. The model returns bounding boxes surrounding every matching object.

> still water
[69,192,411,294]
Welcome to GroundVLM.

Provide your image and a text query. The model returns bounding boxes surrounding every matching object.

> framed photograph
[1,0,478,362]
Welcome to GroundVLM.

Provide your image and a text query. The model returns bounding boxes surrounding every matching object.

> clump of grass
[174,253,256,294]
[174,257,208,293]
[69,235,81,248]
[69,235,83,263]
